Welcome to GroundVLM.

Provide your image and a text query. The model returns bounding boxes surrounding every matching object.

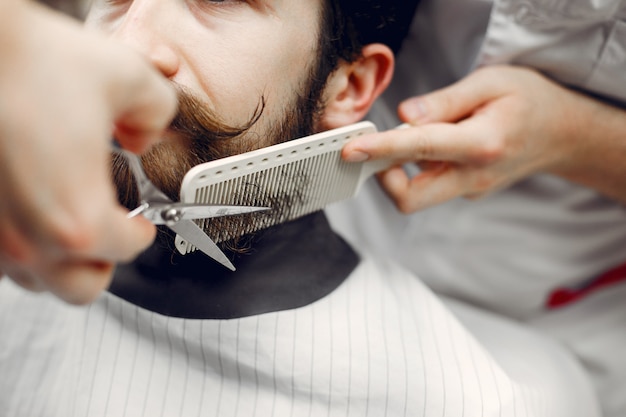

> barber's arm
[343,65,626,212]
[0,0,176,304]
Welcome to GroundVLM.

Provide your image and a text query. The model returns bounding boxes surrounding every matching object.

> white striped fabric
[0,257,577,416]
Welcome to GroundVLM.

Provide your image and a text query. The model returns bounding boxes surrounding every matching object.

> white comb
[174,120,391,254]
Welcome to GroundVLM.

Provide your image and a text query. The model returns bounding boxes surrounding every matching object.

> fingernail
[401,98,428,121]
[344,150,370,163]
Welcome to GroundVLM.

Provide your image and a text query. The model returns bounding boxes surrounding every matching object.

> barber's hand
[0,2,176,304]
[343,65,591,213]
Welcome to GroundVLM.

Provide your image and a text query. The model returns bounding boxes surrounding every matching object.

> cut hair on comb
[174,121,393,254]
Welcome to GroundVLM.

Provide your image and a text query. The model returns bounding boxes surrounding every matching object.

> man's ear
[320,43,394,130]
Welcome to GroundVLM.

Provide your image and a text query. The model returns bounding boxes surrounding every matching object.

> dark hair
[320,0,420,65]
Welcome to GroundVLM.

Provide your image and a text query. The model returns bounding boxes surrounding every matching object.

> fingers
[39,203,157,267]
[1,258,115,305]
[4,182,157,267]
[343,120,504,213]
[42,259,116,305]
[343,121,492,165]
[82,9,178,153]
[109,49,178,154]
[0,204,153,304]
[377,164,465,213]
[343,66,560,214]
[84,205,157,263]
[0,264,45,293]
[0,215,121,305]
[398,66,508,124]
[0,2,169,305]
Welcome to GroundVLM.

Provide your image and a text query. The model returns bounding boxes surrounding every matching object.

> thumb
[110,57,178,154]
[398,67,501,125]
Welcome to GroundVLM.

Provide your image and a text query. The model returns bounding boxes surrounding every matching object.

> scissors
[112,142,269,271]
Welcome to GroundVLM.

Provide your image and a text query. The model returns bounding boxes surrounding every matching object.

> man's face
[86,0,327,205]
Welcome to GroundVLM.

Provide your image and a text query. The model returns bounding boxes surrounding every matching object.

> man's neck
[109,212,359,319]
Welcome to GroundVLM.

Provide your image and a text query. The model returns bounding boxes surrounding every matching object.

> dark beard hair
[112,69,326,210]
[111,85,255,209]
[111,46,331,251]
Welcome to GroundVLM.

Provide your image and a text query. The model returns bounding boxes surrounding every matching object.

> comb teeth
[175,121,387,255]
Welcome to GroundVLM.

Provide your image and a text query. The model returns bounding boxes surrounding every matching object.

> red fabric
[546,262,626,309]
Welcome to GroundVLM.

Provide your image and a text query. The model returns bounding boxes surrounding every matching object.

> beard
[111,63,329,248]
[112,81,325,209]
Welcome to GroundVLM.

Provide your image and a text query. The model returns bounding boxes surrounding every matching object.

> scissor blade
[179,205,271,220]
[168,220,235,271]
[112,143,172,204]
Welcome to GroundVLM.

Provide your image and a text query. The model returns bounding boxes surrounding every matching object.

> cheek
[191,31,316,126]
[189,51,266,126]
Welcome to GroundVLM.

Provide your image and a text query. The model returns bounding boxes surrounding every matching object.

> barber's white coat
[327,0,626,415]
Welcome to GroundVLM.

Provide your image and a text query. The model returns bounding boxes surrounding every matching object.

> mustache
[167,84,265,163]
[112,84,265,208]
[170,84,264,145]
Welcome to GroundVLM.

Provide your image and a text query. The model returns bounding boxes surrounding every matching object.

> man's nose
[110,4,180,79]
